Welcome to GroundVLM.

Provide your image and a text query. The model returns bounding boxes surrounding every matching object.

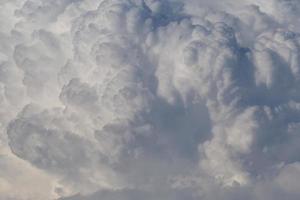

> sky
[1,0,300,199]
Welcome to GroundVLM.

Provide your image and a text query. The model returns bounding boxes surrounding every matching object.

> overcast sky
[1,0,300,199]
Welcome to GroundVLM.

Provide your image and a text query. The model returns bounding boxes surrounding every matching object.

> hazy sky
[1,0,300,199]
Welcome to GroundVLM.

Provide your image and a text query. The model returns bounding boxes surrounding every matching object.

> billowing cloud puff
[1,0,300,199]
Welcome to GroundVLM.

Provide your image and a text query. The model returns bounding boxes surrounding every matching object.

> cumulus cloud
[1,0,300,199]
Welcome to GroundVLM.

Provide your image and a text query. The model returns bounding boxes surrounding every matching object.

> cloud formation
[1,0,300,199]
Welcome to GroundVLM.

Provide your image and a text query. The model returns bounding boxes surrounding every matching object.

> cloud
[1,0,300,199]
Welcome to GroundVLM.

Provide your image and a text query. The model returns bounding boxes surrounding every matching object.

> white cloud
[1,0,300,199]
